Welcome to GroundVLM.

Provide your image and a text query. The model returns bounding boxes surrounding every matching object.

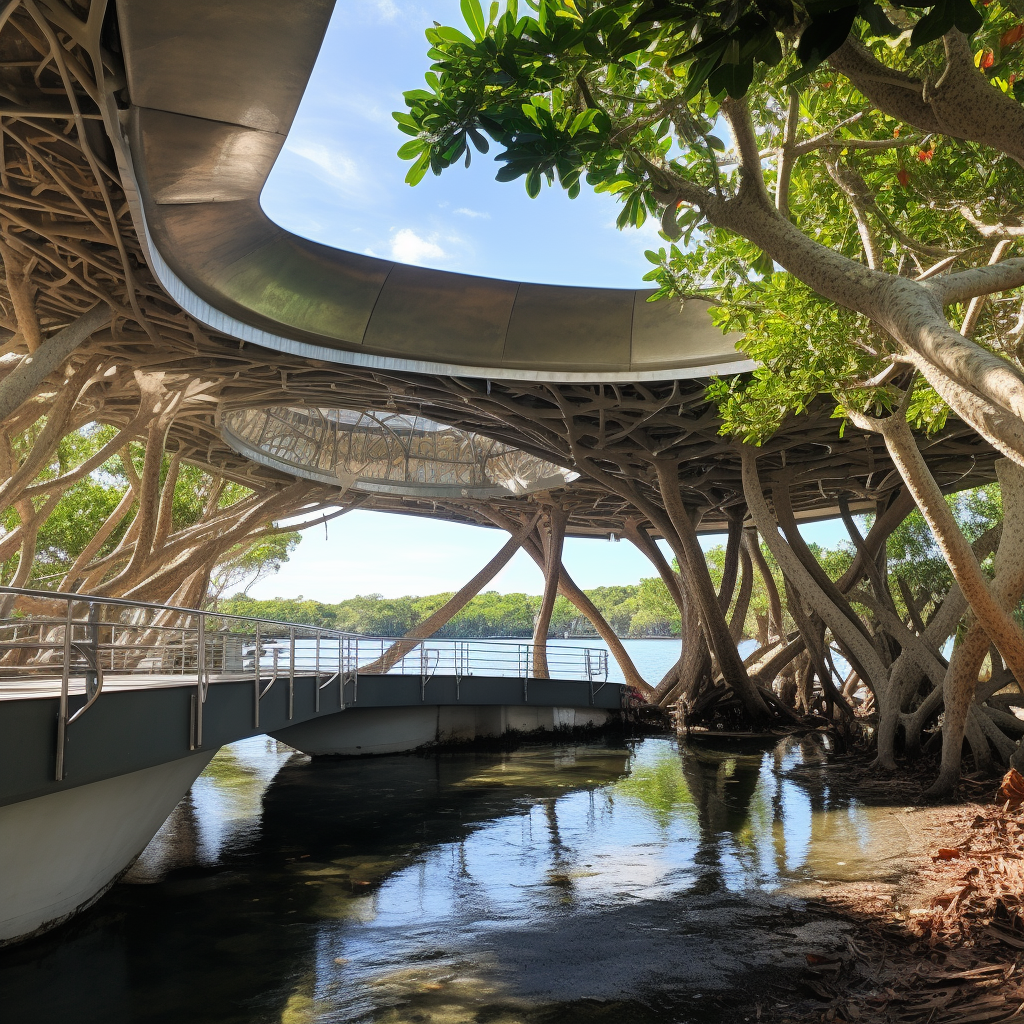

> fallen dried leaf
[999,768,1024,810]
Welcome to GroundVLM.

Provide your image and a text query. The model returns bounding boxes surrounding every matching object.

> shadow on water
[0,735,922,1024]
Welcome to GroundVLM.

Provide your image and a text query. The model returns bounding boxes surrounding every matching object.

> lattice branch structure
[0,0,999,543]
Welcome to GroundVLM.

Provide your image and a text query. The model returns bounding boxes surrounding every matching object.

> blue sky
[248,0,849,602]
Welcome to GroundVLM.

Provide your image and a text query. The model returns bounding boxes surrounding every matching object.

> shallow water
[0,736,918,1024]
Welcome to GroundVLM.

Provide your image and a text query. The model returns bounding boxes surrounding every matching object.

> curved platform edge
[0,749,215,946]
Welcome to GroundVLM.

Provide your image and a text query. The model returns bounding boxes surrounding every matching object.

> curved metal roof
[113,0,753,382]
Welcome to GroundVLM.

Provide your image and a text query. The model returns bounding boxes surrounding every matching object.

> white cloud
[285,139,365,199]
[390,228,446,264]
[454,207,490,219]
[360,0,399,20]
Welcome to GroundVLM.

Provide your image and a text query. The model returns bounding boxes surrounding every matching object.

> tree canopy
[398,0,1024,456]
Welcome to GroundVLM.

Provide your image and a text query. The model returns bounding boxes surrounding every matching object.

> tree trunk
[532,506,566,678]
[717,514,743,612]
[728,539,753,643]
[926,459,1024,794]
[744,528,782,639]
[654,459,769,722]
[853,409,1024,685]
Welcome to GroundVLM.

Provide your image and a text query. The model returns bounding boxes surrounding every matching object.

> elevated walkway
[0,588,623,946]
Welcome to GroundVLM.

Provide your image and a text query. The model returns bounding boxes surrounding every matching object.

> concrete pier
[0,671,623,945]
[273,705,614,756]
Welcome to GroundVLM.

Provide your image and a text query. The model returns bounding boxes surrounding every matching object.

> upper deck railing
[0,587,610,780]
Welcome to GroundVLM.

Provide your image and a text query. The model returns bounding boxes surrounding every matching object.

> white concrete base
[0,750,215,945]
[273,705,613,756]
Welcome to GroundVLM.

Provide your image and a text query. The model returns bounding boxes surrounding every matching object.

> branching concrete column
[360,513,541,675]
[532,506,566,679]
[741,447,891,710]
[550,561,651,695]
[0,304,109,423]
[623,517,707,707]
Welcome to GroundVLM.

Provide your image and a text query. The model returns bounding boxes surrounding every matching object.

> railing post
[522,644,528,703]
[194,614,206,749]
[288,627,295,720]
[314,629,321,712]
[253,622,261,729]
[420,645,427,701]
[55,599,73,781]
[85,602,99,703]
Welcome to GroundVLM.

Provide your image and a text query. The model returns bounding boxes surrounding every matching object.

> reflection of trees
[679,744,766,891]
[541,798,579,904]
[612,743,695,828]
[5,746,630,1024]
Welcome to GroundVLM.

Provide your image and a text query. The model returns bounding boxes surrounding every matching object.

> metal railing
[0,587,609,780]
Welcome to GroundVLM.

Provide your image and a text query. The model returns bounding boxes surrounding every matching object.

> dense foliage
[398,0,1024,447]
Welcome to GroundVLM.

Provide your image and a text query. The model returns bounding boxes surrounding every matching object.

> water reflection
[0,736,919,1024]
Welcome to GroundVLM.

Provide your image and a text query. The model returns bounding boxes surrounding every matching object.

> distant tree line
[219,542,795,639]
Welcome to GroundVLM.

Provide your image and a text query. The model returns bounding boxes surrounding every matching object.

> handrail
[0,585,612,780]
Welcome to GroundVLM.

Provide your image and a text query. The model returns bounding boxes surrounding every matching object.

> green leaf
[461,0,486,40]
[707,59,754,99]
[796,5,858,69]
[405,152,430,186]
[751,249,775,277]
[910,0,956,49]
[661,202,681,240]
[432,25,474,44]
[397,139,425,160]
[858,1,898,37]
[683,45,727,101]
[952,0,983,35]
[468,127,490,153]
